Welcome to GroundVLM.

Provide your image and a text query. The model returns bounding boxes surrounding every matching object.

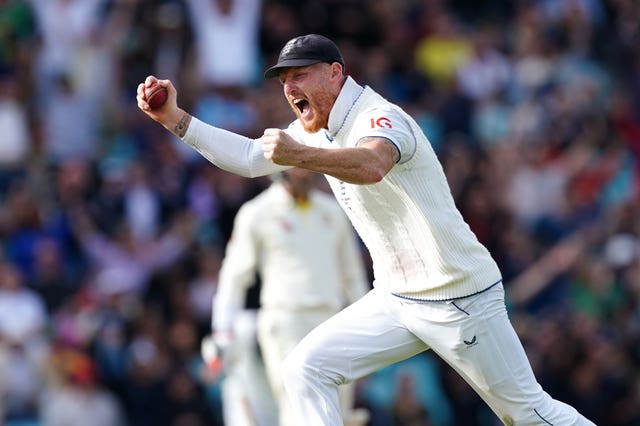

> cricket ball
[146,83,168,109]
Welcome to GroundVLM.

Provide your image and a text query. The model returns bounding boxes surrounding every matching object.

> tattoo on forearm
[175,113,192,138]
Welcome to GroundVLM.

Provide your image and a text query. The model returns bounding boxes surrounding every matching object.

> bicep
[356,137,400,175]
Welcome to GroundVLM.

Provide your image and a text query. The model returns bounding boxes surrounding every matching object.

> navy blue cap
[264,34,344,79]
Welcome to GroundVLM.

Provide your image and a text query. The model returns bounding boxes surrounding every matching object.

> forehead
[278,63,327,81]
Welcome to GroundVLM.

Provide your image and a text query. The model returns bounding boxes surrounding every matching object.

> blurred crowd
[0,0,639,425]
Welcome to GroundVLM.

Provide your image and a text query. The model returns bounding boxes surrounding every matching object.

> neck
[285,185,309,203]
[291,191,309,203]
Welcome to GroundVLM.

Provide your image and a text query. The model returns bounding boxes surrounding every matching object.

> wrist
[165,109,192,138]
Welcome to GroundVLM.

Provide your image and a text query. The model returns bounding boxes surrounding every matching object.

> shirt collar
[327,76,365,137]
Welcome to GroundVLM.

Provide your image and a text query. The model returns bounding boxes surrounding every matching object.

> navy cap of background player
[264,34,344,79]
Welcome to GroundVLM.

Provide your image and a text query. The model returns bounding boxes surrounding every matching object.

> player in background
[137,34,596,425]
[202,168,370,426]
[202,307,278,426]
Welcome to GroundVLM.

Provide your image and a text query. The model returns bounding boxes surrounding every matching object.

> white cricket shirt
[183,77,502,301]
[213,182,369,332]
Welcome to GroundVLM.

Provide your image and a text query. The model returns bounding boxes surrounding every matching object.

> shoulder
[355,102,411,132]
[350,101,418,164]
[248,185,284,208]
[235,190,271,222]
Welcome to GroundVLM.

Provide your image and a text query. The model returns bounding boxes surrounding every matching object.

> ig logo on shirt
[369,117,392,129]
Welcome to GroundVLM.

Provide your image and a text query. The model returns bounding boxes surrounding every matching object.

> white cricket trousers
[258,307,361,426]
[281,283,597,426]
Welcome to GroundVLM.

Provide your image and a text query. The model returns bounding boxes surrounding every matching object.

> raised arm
[136,76,289,178]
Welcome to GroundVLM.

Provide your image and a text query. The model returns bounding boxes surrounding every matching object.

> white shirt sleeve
[350,106,417,164]
[213,203,261,333]
[182,117,291,177]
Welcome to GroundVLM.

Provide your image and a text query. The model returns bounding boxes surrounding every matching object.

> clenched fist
[261,128,303,165]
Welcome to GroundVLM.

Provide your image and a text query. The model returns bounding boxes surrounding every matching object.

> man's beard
[291,92,334,133]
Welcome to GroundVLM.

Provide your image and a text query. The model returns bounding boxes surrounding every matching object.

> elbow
[368,168,386,183]
[350,166,386,185]
[364,162,389,184]
[362,152,394,184]
[351,170,384,185]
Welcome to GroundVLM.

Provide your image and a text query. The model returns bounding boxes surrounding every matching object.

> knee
[281,343,334,393]
[281,344,314,390]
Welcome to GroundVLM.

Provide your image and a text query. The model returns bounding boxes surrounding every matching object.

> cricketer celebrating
[137,34,596,426]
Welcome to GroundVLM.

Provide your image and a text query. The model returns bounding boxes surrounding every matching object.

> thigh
[291,288,428,384]
[257,309,333,389]
[412,284,547,420]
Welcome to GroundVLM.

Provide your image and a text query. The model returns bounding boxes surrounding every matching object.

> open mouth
[293,99,310,116]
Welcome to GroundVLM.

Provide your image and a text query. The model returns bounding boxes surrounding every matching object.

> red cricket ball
[146,84,168,109]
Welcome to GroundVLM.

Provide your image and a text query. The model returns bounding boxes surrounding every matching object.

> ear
[330,62,344,81]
